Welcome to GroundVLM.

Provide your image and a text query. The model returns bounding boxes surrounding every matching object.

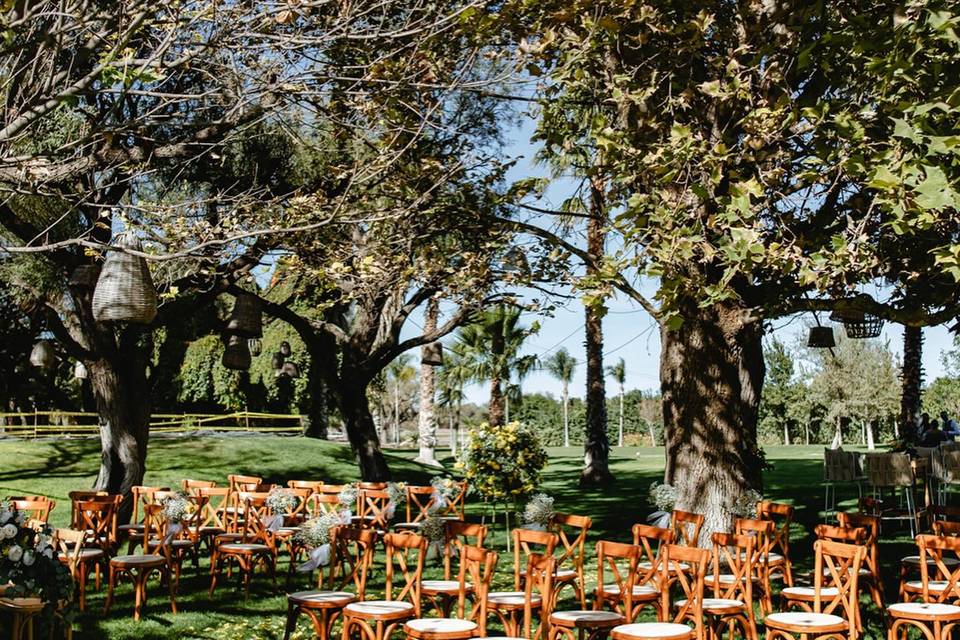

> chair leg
[103,566,117,615]
[284,601,300,640]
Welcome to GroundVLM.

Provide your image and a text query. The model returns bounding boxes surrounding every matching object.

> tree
[438,348,471,454]
[544,348,577,447]
[451,305,539,426]
[505,0,960,537]
[416,298,443,466]
[386,355,417,445]
[758,339,804,445]
[606,358,627,447]
[900,326,924,441]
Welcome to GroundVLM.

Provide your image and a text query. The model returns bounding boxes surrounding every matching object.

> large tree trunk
[661,300,765,545]
[416,299,441,466]
[900,325,923,443]
[303,368,329,439]
[581,176,613,486]
[337,379,392,481]
[562,382,569,447]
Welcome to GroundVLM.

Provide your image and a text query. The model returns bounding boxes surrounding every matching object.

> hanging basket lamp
[248,338,262,357]
[807,326,836,349]
[279,340,292,357]
[222,335,251,370]
[92,233,158,324]
[74,361,88,380]
[280,361,300,378]
[829,308,884,339]
[226,293,263,338]
[422,342,444,367]
[30,340,56,369]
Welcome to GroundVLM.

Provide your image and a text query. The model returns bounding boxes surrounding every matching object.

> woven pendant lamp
[92,233,158,324]
[74,361,88,380]
[422,342,444,366]
[30,340,56,369]
[279,340,292,357]
[829,309,884,339]
[807,326,836,348]
[281,361,300,378]
[226,293,263,338]
[248,338,262,356]
[222,335,251,370]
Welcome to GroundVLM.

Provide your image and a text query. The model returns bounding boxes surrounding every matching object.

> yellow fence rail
[0,411,306,439]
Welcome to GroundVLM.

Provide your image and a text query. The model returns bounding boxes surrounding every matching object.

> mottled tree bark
[336,379,392,481]
[416,299,441,466]
[900,325,923,443]
[661,299,765,545]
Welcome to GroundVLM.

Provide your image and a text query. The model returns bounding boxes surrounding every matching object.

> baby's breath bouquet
[647,482,676,529]
[266,488,298,516]
[296,512,342,571]
[161,492,194,524]
[521,493,555,531]
[420,515,446,561]
[386,482,407,505]
[731,490,763,518]
[337,483,359,523]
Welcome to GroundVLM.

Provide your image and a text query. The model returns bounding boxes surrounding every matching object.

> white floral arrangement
[430,476,459,502]
[731,490,763,518]
[521,493,555,531]
[266,487,298,516]
[386,481,407,505]
[648,482,677,512]
[296,512,342,571]
[337,483,359,507]
[161,492,195,524]
[420,515,446,544]
[0,501,73,618]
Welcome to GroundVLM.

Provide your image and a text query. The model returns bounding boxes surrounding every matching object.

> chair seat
[118,523,144,532]
[215,533,245,543]
[888,602,960,618]
[70,548,105,561]
[148,538,195,549]
[717,573,755,584]
[741,551,784,564]
[289,590,355,608]
[601,584,659,598]
[487,591,541,607]
[676,598,744,614]
[406,618,478,634]
[190,525,226,536]
[612,622,694,639]
[904,580,951,592]
[393,522,422,529]
[219,543,271,553]
[109,554,166,568]
[422,579,471,594]
[345,600,415,619]
[901,555,960,567]
[764,611,846,631]
[520,567,578,580]
[551,610,624,627]
[639,560,688,572]
[782,586,840,599]
[0,597,44,613]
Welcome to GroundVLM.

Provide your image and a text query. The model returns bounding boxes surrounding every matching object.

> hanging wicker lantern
[74,361,88,380]
[272,351,285,370]
[829,309,884,339]
[222,335,251,370]
[807,326,836,348]
[92,233,158,324]
[68,264,101,289]
[248,338,262,356]
[422,342,444,367]
[30,340,56,369]
[226,293,263,338]
[281,361,300,378]
[279,340,292,357]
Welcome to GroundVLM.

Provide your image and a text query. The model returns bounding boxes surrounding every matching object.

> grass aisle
[0,438,914,639]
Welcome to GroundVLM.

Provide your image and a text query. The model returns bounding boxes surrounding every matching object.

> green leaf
[892,117,923,143]
[915,165,957,210]
[868,165,900,190]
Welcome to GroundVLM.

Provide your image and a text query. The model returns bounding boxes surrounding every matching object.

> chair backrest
[384,532,426,615]
[671,510,704,547]
[10,498,54,524]
[941,451,960,483]
[443,521,487,581]
[663,543,709,639]
[711,532,754,608]
[523,553,556,640]
[734,518,775,582]
[836,512,880,575]
[512,528,559,590]
[285,488,313,523]
[445,480,469,520]
[824,448,861,482]
[288,480,324,492]
[457,544,498,631]
[181,479,216,492]
[405,486,436,524]
[632,523,674,587]
[330,525,378,597]
[75,497,120,550]
[53,528,86,575]
[129,486,167,523]
[227,474,263,491]
[758,501,793,563]
[307,493,341,517]
[197,487,231,530]
[551,512,591,576]
[813,539,866,627]
[918,534,960,603]
[237,492,275,547]
[68,490,108,527]
[596,540,642,621]
[315,484,345,496]
[930,505,960,523]
[142,503,175,560]
[864,452,913,488]
[358,481,387,490]
[357,489,392,529]
[815,524,866,544]
[933,520,960,537]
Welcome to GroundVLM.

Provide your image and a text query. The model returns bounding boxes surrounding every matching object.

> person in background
[921,418,950,447]
[941,410,960,439]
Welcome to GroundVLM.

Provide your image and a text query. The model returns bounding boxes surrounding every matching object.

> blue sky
[402,114,958,405]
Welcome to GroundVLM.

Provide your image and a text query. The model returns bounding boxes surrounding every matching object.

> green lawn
[0,438,914,639]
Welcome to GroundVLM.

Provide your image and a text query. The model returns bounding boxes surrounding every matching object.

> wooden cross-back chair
[404,544,499,640]
[835,512,884,607]
[394,485,436,532]
[9,497,54,525]
[550,512,592,609]
[307,493,342,517]
[225,474,263,530]
[288,479,324,492]
[181,479,216,492]
[194,487,230,549]
[103,503,177,622]
[550,540,630,640]
[734,517,776,614]
[671,510,705,548]
[489,552,556,640]
[514,528,560,591]
[54,527,103,612]
[706,532,757,640]
[209,492,277,599]
[421,521,488,616]
[353,488,392,531]
[764,540,865,640]
[67,490,108,528]
[889,534,960,640]
[275,488,314,571]
[632,523,675,590]
[283,525,378,640]
[341,532,425,640]
[442,481,469,520]
[758,500,795,587]
[76,498,120,556]
[118,486,166,553]
[594,540,648,622]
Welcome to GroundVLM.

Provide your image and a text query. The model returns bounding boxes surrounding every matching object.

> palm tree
[544,348,577,447]
[451,305,539,426]
[386,354,416,444]
[606,358,627,447]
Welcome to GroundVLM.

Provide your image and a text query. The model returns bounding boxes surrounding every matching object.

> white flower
[7,545,23,562]
[42,547,53,559]
[0,510,11,525]
[1,523,16,539]
[21,550,34,566]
